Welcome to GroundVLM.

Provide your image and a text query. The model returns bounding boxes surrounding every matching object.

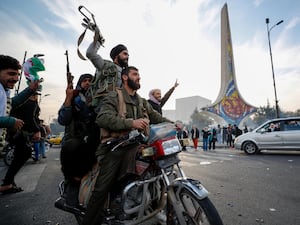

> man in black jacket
[148,79,179,115]
[1,92,41,194]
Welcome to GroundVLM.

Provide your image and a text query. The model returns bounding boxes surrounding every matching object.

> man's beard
[7,80,18,89]
[117,56,128,68]
[127,77,140,90]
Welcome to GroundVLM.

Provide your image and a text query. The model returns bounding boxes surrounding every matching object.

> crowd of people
[0,29,179,223]
[59,27,176,223]
[1,19,248,225]
[176,123,246,151]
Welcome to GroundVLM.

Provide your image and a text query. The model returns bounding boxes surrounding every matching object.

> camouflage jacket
[96,88,172,155]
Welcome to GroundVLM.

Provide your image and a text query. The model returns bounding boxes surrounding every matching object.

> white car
[234,117,300,155]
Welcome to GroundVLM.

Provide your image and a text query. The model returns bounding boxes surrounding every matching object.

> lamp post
[266,18,283,118]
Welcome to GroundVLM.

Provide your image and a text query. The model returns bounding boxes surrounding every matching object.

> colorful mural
[205,81,256,125]
[202,3,257,126]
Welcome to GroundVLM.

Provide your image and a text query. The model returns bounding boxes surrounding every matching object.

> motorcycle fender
[170,177,209,200]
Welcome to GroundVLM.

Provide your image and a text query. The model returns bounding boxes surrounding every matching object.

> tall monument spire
[202,3,257,126]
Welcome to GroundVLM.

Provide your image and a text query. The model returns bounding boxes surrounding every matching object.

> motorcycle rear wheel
[168,190,223,225]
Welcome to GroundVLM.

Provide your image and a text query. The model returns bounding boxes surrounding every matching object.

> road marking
[179,150,237,167]
[200,161,212,165]
[15,162,46,193]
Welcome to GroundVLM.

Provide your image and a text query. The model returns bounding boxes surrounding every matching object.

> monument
[202,3,257,126]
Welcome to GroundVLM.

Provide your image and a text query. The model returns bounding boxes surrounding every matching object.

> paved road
[180,147,300,225]
[0,146,77,225]
[0,146,299,225]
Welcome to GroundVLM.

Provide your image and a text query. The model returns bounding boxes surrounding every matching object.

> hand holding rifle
[63,50,76,106]
[65,50,74,89]
[78,5,105,45]
[77,5,105,60]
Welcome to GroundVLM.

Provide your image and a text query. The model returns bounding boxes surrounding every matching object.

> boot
[63,180,80,207]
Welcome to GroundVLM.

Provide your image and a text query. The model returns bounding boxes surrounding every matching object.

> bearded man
[82,66,172,225]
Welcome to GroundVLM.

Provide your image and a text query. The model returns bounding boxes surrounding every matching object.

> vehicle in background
[234,117,300,155]
[48,132,64,147]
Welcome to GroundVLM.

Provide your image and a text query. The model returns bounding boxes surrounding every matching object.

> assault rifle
[77,5,105,60]
[64,50,73,88]
[106,130,146,152]
[15,51,27,96]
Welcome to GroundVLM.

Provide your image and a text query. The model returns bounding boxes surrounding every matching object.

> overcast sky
[1,0,299,123]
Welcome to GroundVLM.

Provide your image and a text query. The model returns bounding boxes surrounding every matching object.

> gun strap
[77,26,100,61]
[77,27,88,60]
[116,88,126,119]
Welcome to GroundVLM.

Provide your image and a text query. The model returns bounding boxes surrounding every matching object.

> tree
[190,107,214,129]
[250,99,300,128]
[282,109,300,117]
[252,101,276,125]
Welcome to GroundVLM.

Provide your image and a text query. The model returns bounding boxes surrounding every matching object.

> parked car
[234,117,300,154]
[48,132,64,146]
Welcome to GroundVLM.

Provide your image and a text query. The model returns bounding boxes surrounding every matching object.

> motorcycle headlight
[161,138,181,156]
[142,147,155,157]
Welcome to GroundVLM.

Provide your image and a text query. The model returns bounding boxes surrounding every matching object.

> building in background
[162,109,176,121]
[175,96,211,124]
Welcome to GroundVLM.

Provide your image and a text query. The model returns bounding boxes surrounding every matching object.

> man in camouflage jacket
[82,66,172,225]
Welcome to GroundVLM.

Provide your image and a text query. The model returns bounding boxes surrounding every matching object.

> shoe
[54,197,85,216]
[42,156,47,158]
[63,180,80,207]
[1,185,23,195]
[32,156,39,162]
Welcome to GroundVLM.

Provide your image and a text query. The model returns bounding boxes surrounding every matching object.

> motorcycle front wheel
[167,190,223,225]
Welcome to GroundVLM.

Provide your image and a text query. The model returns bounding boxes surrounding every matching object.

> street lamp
[266,18,283,118]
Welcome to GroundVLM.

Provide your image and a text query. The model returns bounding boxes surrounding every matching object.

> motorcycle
[2,142,15,166]
[55,122,224,225]
[2,140,39,166]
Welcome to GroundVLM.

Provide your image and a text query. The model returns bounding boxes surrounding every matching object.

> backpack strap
[115,88,126,119]
[100,88,127,144]
[139,98,150,137]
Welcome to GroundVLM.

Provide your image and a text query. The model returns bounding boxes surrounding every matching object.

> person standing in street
[227,124,233,148]
[25,93,42,162]
[201,127,210,151]
[190,125,200,150]
[0,55,40,194]
[208,127,217,150]
[216,124,222,144]
[38,119,50,158]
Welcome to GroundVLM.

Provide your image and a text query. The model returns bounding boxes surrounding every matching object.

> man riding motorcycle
[82,66,172,225]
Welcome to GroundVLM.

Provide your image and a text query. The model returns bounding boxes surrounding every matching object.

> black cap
[110,44,127,60]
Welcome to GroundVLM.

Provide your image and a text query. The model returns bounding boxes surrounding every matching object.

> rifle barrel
[15,51,27,96]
